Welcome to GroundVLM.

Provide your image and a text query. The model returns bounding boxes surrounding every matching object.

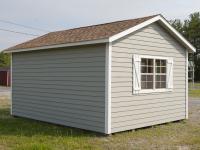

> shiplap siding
[12,44,106,133]
[111,23,186,133]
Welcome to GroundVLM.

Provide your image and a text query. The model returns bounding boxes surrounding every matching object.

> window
[133,55,173,94]
[141,58,154,89]
[155,59,166,89]
[141,58,166,90]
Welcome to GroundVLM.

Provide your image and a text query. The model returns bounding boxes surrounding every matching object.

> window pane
[141,75,146,81]
[156,60,160,66]
[156,82,160,88]
[147,75,153,81]
[156,81,166,89]
[161,60,166,66]
[156,67,160,73]
[147,82,153,89]
[161,75,166,81]
[148,67,153,73]
[148,59,153,66]
[141,59,147,65]
[141,82,146,89]
[156,75,160,81]
[161,82,166,88]
[161,67,166,73]
[141,66,147,73]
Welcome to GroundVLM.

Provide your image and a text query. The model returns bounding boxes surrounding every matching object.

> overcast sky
[0,0,199,51]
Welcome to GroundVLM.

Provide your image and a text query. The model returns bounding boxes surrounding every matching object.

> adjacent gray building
[4,15,196,134]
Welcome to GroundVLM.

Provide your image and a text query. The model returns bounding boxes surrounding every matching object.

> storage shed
[4,15,196,134]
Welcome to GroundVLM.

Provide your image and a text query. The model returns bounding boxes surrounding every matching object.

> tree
[183,12,200,53]
[0,52,10,67]
[171,12,200,81]
[170,19,184,34]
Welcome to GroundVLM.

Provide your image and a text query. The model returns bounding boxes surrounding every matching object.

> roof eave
[4,38,109,53]
[4,15,196,54]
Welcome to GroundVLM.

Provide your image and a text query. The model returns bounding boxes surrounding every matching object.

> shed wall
[111,23,186,133]
[12,44,106,133]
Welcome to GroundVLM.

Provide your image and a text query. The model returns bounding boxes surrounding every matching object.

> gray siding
[12,44,106,133]
[111,23,186,133]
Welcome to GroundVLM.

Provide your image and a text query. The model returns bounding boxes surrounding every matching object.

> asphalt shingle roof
[5,15,157,52]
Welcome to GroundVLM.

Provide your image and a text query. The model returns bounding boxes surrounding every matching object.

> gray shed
[4,15,196,134]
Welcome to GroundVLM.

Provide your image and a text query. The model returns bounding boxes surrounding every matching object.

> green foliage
[183,12,200,51]
[0,52,10,67]
[171,12,200,81]
[170,19,184,34]
[189,83,200,97]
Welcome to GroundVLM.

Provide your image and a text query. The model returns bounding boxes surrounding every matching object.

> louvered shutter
[167,58,173,90]
[133,55,141,94]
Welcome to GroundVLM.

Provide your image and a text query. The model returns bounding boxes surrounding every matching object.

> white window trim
[138,55,171,60]
[139,88,172,94]
[133,54,173,94]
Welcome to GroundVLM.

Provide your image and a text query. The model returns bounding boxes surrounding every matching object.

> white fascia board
[158,16,196,53]
[109,16,161,42]
[109,15,196,53]
[4,38,109,53]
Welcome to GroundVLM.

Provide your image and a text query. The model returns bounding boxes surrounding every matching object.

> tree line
[0,52,10,68]
[170,12,200,81]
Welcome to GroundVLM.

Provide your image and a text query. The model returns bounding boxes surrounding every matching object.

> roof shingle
[5,15,157,51]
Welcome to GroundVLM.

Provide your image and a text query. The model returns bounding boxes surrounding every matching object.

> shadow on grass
[0,108,103,138]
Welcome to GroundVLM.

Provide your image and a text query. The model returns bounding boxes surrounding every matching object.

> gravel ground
[188,98,200,124]
[0,86,10,98]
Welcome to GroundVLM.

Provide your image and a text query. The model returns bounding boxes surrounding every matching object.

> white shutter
[133,55,141,94]
[167,58,173,90]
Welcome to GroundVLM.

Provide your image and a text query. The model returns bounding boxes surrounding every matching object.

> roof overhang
[109,15,196,53]
[4,38,109,53]
[4,15,196,53]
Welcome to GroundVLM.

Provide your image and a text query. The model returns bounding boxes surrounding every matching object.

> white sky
[0,0,199,51]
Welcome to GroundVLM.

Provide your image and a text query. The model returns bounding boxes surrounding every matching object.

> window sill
[133,88,173,94]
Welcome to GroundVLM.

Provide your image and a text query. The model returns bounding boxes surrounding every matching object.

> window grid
[155,59,167,89]
[141,58,167,90]
[141,58,154,89]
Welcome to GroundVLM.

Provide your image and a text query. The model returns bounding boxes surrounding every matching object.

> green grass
[0,97,200,150]
[189,89,200,97]
[189,82,200,98]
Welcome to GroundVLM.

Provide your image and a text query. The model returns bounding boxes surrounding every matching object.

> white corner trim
[10,53,13,115]
[4,39,109,53]
[186,50,188,119]
[105,42,112,134]
[109,15,196,53]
